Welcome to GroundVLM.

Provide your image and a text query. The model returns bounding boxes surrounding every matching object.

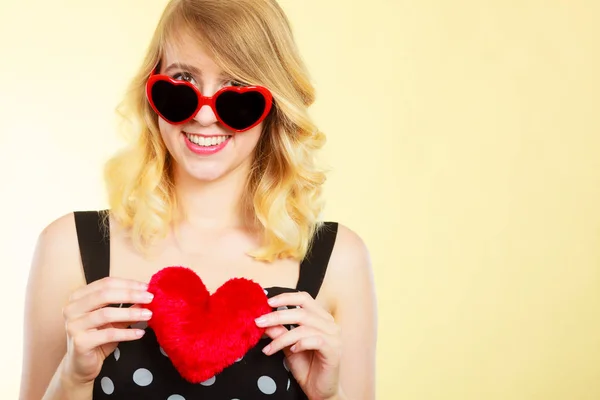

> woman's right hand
[59,276,154,385]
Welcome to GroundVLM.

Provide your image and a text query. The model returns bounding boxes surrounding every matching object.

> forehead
[162,30,220,74]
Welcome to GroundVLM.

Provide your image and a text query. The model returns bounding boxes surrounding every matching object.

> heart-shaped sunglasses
[145,69,273,132]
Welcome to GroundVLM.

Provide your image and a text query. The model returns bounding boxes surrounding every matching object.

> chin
[175,151,255,184]
[184,164,231,182]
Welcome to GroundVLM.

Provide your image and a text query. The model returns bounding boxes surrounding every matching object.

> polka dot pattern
[100,377,114,395]
[258,375,277,394]
[133,368,153,386]
[91,287,306,399]
[200,376,216,386]
[160,347,168,357]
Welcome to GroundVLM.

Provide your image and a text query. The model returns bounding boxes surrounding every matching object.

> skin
[19,34,377,400]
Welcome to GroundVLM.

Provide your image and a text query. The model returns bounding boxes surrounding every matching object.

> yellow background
[1,0,599,399]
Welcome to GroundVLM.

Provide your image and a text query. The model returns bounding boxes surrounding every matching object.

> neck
[172,164,251,231]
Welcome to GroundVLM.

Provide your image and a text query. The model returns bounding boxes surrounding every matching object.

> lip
[183,132,231,155]
[183,131,227,138]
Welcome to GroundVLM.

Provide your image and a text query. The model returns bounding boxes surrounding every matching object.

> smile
[184,133,231,147]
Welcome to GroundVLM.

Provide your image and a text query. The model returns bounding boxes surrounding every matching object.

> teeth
[185,133,230,147]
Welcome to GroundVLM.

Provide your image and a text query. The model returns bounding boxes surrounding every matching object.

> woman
[20,0,377,399]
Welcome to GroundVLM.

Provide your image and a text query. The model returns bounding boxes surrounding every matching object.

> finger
[64,288,154,320]
[262,325,313,355]
[71,328,145,354]
[289,335,341,365]
[108,304,146,329]
[255,307,336,334]
[267,291,333,322]
[263,325,336,359]
[69,277,148,302]
[67,307,152,333]
[263,325,289,340]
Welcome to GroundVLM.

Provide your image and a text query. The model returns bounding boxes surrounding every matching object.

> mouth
[183,132,232,147]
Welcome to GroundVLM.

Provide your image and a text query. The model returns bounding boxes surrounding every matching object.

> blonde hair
[104,0,327,262]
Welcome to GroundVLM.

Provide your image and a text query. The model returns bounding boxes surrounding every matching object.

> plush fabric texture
[146,266,272,383]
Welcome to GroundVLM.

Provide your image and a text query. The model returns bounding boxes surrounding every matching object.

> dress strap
[73,210,111,285]
[296,222,339,299]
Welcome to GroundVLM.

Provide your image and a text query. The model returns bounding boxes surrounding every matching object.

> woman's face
[157,34,264,183]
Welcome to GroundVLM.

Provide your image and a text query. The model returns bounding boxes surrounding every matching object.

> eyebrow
[164,62,232,79]
[164,62,199,75]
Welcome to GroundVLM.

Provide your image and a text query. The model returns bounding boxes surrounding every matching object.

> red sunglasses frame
[145,69,274,132]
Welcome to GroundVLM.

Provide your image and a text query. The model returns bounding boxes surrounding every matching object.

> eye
[225,79,246,87]
[172,71,196,84]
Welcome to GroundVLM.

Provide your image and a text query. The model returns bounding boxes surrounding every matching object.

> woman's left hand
[255,291,342,400]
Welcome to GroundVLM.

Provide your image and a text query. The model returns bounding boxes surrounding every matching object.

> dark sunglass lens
[151,80,198,123]
[215,91,267,131]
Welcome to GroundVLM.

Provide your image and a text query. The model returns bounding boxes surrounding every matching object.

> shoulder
[329,222,374,285]
[36,210,106,255]
[328,223,371,269]
[30,211,86,287]
[320,222,376,314]
[36,212,79,259]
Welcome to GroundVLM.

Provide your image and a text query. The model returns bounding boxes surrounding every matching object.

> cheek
[158,119,181,148]
[158,118,175,137]
[237,124,264,149]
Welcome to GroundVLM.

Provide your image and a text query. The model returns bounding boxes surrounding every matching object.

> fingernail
[267,298,277,306]
[144,293,154,302]
[135,329,145,337]
[290,344,297,352]
[262,344,271,354]
[255,317,267,326]
[141,309,152,319]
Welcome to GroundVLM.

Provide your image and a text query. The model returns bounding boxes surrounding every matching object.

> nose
[192,104,218,127]
[191,83,221,127]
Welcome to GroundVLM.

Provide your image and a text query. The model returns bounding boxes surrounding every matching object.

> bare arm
[19,213,89,400]
[21,212,153,400]
[326,224,378,399]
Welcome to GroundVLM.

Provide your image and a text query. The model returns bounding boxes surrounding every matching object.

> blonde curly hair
[103,0,327,262]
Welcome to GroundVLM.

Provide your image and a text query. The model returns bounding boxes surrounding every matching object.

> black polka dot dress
[73,211,339,400]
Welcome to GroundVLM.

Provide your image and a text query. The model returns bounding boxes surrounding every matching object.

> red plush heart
[146,266,271,383]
